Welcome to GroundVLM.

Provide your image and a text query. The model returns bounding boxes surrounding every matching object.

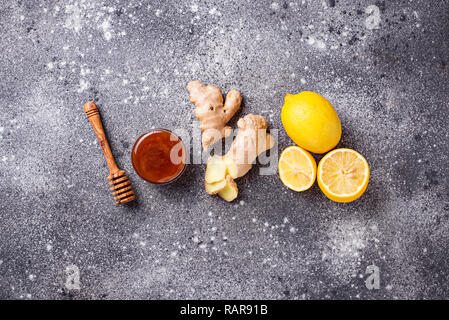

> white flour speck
[271,2,280,10]
[80,67,90,76]
[315,40,326,50]
[99,18,113,41]
[76,79,89,93]
[323,220,369,284]
[64,5,82,33]
[190,4,199,13]
[104,31,112,41]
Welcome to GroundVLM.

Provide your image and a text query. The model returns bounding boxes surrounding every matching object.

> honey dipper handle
[83,102,120,176]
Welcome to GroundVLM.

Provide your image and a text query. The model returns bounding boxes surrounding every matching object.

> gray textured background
[0,0,448,300]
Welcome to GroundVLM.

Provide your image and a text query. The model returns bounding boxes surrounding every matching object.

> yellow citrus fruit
[278,146,317,192]
[317,148,369,203]
[281,91,342,154]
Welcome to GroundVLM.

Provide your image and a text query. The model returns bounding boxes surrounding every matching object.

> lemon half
[278,146,317,192]
[317,148,369,202]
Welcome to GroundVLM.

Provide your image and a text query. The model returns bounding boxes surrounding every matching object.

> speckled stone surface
[0,0,448,300]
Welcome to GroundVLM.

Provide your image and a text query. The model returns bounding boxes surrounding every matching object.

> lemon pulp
[317,148,369,202]
[278,146,317,192]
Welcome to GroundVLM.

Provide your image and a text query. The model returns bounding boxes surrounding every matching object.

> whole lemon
[281,91,341,154]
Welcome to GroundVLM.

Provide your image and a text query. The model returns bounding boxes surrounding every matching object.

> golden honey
[131,129,186,184]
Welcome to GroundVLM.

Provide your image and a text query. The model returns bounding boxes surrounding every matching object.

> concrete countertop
[0,0,448,299]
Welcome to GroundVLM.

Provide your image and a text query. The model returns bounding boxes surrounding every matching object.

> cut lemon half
[278,146,317,192]
[317,148,369,203]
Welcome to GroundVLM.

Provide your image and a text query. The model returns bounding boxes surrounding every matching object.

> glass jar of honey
[131,129,186,184]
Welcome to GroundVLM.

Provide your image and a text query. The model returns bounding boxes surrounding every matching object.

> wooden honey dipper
[83,102,136,205]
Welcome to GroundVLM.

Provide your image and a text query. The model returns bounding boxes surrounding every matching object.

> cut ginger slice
[218,176,238,202]
[278,146,317,192]
[204,156,239,197]
[205,179,227,195]
[317,148,369,203]
[222,155,238,179]
[205,156,227,183]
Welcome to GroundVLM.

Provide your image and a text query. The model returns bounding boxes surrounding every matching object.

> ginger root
[226,114,275,179]
[204,114,275,202]
[187,80,242,151]
[218,176,238,202]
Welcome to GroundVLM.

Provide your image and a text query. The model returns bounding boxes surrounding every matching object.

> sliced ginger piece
[223,155,238,179]
[205,156,227,183]
[205,179,227,195]
[218,175,238,202]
